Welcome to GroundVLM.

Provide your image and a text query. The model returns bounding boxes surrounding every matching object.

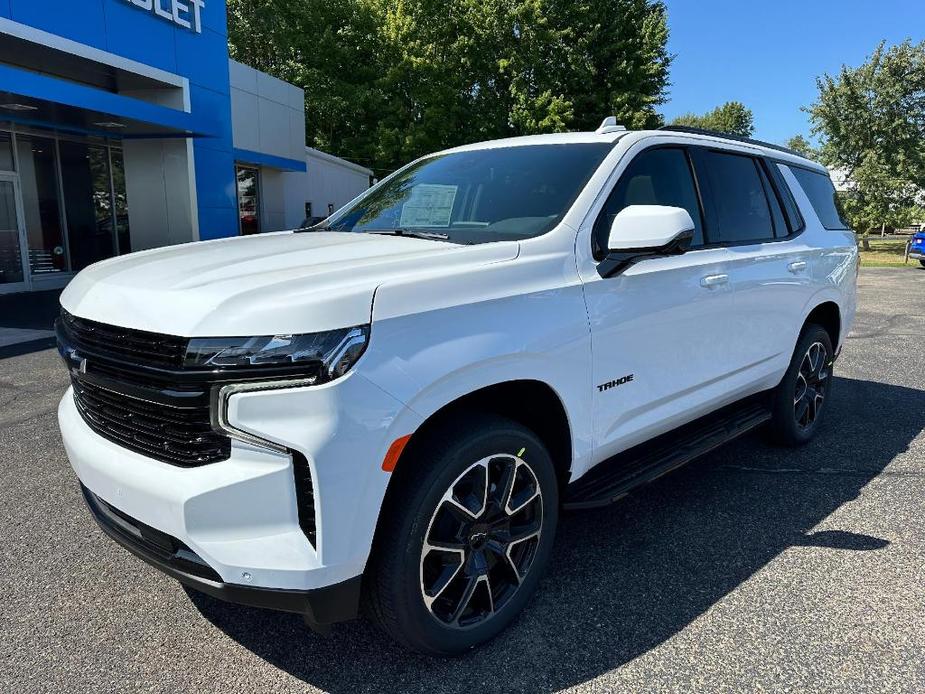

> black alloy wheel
[366,414,558,655]
[793,340,830,430]
[420,453,543,628]
[767,323,834,446]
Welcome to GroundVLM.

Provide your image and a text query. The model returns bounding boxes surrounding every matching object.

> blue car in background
[911,230,925,267]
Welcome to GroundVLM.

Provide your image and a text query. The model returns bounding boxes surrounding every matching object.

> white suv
[57,122,857,655]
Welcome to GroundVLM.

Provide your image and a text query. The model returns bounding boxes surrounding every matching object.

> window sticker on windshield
[399,184,458,227]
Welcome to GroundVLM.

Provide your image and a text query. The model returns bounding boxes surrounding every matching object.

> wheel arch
[804,300,841,349]
[365,379,574,593]
[397,379,574,488]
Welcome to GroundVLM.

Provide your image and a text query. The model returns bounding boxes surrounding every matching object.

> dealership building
[0,0,372,294]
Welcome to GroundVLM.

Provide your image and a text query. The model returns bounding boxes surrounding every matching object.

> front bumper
[59,369,422,613]
[81,483,361,624]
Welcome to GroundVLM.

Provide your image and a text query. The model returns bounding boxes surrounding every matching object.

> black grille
[72,376,230,467]
[61,309,188,368]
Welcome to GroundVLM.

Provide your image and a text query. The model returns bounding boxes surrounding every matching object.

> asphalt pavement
[1,267,924,693]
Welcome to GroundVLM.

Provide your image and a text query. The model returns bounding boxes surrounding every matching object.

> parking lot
[2,267,924,693]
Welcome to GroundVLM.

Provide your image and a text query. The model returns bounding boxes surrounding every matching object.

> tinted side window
[594,148,703,258]
[788,166,850,230]
[696,151,775,244]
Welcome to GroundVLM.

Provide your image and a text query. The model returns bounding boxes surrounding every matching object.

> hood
[61,231,519,336]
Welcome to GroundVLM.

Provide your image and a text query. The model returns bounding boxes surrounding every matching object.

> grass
[858,237,921,268]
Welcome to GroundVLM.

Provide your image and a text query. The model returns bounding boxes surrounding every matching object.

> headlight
[184,325,369,381]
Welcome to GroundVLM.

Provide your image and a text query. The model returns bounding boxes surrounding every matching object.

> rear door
[689,148,812,388]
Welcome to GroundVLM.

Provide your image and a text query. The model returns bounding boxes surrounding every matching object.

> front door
[0,172,28,294]
[580,146,740,462]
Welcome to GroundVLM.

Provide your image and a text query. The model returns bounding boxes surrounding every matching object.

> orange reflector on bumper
[382,434,412,472]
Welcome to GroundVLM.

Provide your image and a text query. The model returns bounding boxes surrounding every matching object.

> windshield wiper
[366,228,450,241]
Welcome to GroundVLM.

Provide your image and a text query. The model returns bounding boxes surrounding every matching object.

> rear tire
[366,413,559,656]
[767,324,834,446]
[919,259,925,268]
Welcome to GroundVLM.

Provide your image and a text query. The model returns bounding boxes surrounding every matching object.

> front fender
[358,271,595,475]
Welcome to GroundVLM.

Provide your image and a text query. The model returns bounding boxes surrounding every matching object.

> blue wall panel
[198,206,239,241]
[8,0,242,241]
[199,0,227,37]
[192,145,236,209]
[10,0,108,48]
[99,1,179,74]
[176,27,230,92]
[188,85,233,147]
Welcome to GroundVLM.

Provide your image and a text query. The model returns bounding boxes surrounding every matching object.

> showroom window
[17,134,67,274]
[236,165,260,235]
[0,125,131,291]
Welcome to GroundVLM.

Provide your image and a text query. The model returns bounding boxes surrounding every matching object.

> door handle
[700,273,729,288]
[787,261,807,273]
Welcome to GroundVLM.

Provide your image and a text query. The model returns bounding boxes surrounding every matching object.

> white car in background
[56,120,857,655]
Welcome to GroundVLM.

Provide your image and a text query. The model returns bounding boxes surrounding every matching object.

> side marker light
[382,434,412,472]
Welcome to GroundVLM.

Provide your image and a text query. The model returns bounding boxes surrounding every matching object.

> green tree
[671,101,754,137]
[227,0,390,174]
[807,40,925,241]
[785,135,818,160]
[227,0,673,174]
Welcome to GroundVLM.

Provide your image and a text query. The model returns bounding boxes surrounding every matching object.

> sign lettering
[124,0,205,34]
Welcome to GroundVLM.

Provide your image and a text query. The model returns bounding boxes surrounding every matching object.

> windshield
[323,143,613,244]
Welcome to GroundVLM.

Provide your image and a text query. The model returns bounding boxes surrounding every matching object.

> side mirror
[608,205,695,252]
[599,205,696,278]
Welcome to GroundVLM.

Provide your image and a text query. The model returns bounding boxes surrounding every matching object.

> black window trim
[762,158,806,236]
[754,158,789,239]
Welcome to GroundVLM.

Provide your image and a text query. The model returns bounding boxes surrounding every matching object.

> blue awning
[0,63,215,139]
[233,147,307,173]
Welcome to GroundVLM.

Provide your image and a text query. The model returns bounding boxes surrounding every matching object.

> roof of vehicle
[439,125,827,174]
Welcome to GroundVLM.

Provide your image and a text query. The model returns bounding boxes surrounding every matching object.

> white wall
[229,60,305,162]
[122,139,198,249]
[227,60,371,233]
[303,147,373,220]
[259,168,297,232]
[254,148,374,232]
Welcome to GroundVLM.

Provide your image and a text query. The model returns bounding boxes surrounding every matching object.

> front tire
[767,324,834,446]
[919,259,925,268]
[366,414,559,655]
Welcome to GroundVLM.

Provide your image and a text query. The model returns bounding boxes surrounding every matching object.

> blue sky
[661,0,925,145]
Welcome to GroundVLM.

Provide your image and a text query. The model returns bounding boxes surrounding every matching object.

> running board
[563,398,772,510]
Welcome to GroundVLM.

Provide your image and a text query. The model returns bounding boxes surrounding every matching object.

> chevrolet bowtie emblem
[65,347,88,374]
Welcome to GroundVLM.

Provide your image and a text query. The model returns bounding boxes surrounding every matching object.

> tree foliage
[670,101,754,137]
[785,135,818,160]
[807,40,925,233]
[227,0,673,174]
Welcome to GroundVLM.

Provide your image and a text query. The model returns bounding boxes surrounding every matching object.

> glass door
[0,172,28,293]
[236,165,261,235]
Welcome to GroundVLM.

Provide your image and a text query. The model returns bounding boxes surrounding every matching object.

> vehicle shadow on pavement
[187,375,922,694]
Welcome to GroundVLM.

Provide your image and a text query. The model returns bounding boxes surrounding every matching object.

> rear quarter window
[788,166,850,230]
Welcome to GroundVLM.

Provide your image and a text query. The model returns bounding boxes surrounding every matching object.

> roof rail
[658,125,807,159]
